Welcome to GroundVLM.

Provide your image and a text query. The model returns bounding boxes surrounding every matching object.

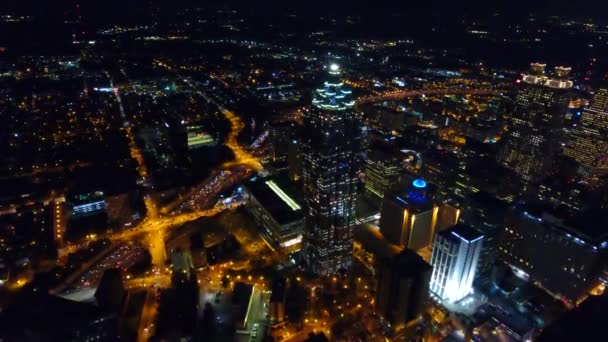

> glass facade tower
[301,63,361,275]
[500,66,572,186]
[563,87,608,177]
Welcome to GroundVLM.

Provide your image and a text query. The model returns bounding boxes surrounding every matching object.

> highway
[134,62,265,341]
[55,63,266,341]
[357,88,500,105]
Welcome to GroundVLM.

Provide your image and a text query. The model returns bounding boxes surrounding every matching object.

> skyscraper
[375,249,432,331]
[563,86,608,177]
[461,191,508,285]
[379,179,439,252]
[301,63,361,275]
[500,65,573,186]
[364,148,401,206]
[430,224,483,303]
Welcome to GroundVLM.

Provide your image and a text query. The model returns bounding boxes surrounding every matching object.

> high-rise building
[267,122,298,175]
[301,63,361,275]
[375,249,432,331]
[461,191,508,285]
[379,179,439,252]
[429,224,483,303]
[500,64,573,186]
[563,86,608,177]
[287,138,301,181]
[364,148,401,206]
[269,277,287,325]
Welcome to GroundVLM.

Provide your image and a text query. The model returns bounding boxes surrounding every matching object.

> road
[112,201,244,266]
[59,64,264,341]
[245,287,270,342]
[138,287,160,341]
[51,243,117,295]
[154,60,263,173]
[357,88,500,105]
[107,72,149,181]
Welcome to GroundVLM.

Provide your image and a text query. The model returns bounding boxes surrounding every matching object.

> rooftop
[270,277,286,302]
[245,175,304,225]
[312,63,355,111]
[521,74,573,89]
[441,223,483,243]
[518,202,608,244]
[355,223,403,260]
[390,249,432,276]
[388,187,435,213]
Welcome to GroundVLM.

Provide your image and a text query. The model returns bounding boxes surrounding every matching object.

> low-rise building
[244,176,304,251]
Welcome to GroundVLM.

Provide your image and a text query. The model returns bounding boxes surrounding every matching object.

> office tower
[244,176,304,251]
[266,122,298,175]
[269,122,296,162]
[498,203,607,305]
[301,63,361,275]
[364,148,401,206]
[563,86,608,177]
[430,224,483,302]
[375,249,432,331]
[379,179,439,252]
[529,62,547,74]
[461,192,508,285]
[287,138,302,181]
[500,64,573,186]
[353,223,403,274]
[453,140,521,202]
[269,277,287,325]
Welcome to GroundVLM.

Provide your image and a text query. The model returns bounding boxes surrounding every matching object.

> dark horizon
[1,0,607,23]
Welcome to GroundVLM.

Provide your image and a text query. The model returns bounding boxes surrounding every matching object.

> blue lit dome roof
[412,179,427,189]
[312,63,355,111]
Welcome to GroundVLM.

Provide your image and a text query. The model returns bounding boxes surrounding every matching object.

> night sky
[0,0,607,23]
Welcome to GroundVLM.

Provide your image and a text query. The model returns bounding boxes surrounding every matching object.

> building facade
[245,176,304,251]
[461,192,508,285]
[375,249,432,331]
[500,65,572,186]
[430,224,483,303]
[563,86,608,177]
[69,191,106,218]
[498,204,608,305]
[379,179,439,252]
[301,63,362,275]
[364,148,401,206]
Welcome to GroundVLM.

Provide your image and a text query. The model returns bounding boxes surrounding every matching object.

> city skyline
[1,3,608,342]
